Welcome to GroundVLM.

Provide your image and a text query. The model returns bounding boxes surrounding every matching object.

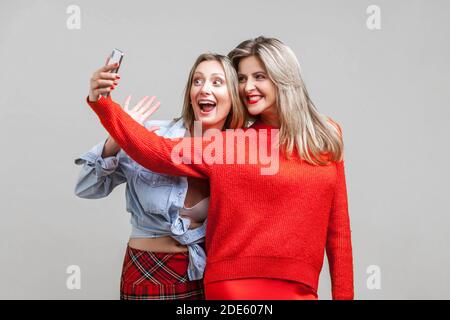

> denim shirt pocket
[134,169,175,215]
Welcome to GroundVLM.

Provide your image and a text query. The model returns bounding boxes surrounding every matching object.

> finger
[131,96,149,112]
[123,95,132,110]
[92,71,119,81]
[138,96,156,113]
[98,72,120,81]
[137,95,155,113]
[100,62,119,73]
[139,96,156,114]
[142,101,160,119]
[91,79,116,89]
[147,126,160,132]
[94,87,112,95]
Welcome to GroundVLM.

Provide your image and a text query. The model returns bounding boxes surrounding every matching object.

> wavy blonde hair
[228,36,344,165]
[179,53,248,130]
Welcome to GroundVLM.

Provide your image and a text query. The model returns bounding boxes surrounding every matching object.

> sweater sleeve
[86,96,211,179]
[324,118,354,299]
[326,151,354,300]
[326,159,354,300]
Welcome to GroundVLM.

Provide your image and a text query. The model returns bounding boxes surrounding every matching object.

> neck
[190,119,226,138]
[260,107,280,128]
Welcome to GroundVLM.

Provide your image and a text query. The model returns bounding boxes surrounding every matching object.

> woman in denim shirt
[75,53,247,300]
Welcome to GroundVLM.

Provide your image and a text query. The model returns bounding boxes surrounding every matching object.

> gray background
[0,0,449,299]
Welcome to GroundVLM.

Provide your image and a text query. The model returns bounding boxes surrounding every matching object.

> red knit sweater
[87,96,354,300]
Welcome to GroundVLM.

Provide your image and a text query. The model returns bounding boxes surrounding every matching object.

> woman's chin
[199,118,220,128]
[247,107,263,116]
[194,108,229,130]
[245,103,269,116]
[197,111,217,124]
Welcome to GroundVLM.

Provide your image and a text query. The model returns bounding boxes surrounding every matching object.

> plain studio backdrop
[0,0,449,299]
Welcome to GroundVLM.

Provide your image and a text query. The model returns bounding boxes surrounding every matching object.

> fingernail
[111,86,115,90]
[115,75,120,79]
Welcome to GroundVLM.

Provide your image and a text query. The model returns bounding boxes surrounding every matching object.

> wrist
[102,137,121,157]
[88,92,99,102]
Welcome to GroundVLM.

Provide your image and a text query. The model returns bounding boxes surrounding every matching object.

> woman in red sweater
[87,36,354,300]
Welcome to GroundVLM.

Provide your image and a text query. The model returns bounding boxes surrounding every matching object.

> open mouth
[246,95,263,105]
[198,99,217,114]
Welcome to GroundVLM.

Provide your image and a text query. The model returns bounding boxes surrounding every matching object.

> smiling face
[190,60,232,131]
[237,55,278,118]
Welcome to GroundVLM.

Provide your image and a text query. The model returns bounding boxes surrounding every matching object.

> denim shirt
[74,118,207,280]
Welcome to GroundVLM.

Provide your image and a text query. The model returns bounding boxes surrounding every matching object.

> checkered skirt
[120,245,204,300]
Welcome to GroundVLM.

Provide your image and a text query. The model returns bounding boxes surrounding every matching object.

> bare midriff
[128,236,189,253]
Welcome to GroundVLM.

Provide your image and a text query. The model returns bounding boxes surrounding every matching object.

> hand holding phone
[102,49,124,98]
[88,48,124,102]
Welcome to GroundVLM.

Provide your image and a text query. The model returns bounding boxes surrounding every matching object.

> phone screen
[107,48,124,73]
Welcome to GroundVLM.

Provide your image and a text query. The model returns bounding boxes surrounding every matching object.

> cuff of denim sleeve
[74,140,120,176]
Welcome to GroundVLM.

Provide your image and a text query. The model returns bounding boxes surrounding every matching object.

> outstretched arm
[87,95,211,179]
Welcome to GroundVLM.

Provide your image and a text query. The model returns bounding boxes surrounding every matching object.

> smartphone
[102,48,124,97]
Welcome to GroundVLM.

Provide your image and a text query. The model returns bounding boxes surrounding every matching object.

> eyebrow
[194,72,225,77]
[238,71,267,76]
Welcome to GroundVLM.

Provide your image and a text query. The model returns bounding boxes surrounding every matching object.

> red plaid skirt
[120,245,205,300]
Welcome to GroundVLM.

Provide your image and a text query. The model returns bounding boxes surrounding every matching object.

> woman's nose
[200,81,212,94]
[245,79,256,92]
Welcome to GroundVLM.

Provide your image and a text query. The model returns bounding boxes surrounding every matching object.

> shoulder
[144,118,182,134]
[143,119,174,129]
[143,117,188,139]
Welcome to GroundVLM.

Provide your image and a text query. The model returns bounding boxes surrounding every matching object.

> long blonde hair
[228,36,344,165]
[179,53,248,130]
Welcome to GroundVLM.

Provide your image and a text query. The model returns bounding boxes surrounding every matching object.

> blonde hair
[228,36,344,165]
[179,53,248,130]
